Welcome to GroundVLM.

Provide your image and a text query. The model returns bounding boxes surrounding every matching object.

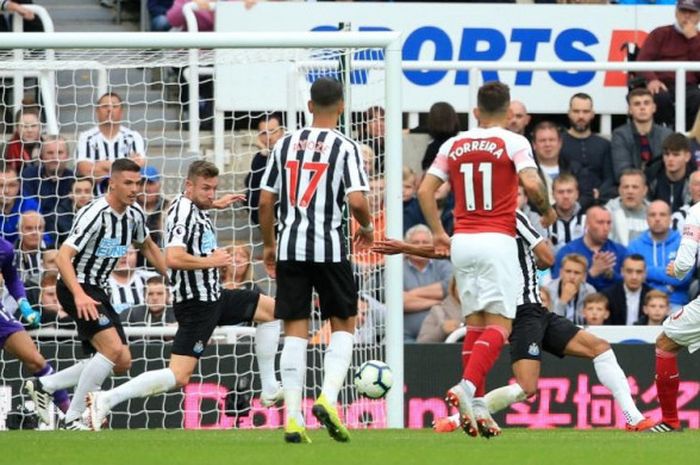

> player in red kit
[418,81,556,438]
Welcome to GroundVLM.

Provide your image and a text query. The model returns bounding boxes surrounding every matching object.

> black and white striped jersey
[165,194,219,303]
[547,204,586,255]
[14,248,42,283]
[515,210,544,306]
[108,270,158,314]
[75,125,145,163]
[260,128,369,263]
[63,197,149,288]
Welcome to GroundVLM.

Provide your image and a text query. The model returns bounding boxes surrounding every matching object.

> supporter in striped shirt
[75,92,145,193]
[26,158,168,430]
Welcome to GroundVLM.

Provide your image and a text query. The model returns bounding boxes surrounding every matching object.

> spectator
[123,276,176,327]
[0,162,39,245]
[640,290,670,326]
[14,211,46,284]
[611,88,673,181]
[352,177,387,301]
[506,99,531,137]
[688,109,700,167]
[552,206,627,290]
[517,184,546,238]
[221,241,261,292]
[671,170,700,230]
[582,293,610,326]
[648,133,694,212]
[41,248,58,272]
[22,135,74,216]
[0,1,36,33]
[605,168,650,246]
[548,173,586,255]
[361,105,385,173]
[403,166,453,235]
[107,248,157,315]
[137,166,165,246]
[560,93,616,209]
[627,200,692,308]
[637,0,700,129]
[148,0,173,31]
[245,113,284,225]
[601,254,651,325]
[546,253,597,325]
[417,278,461,343]
[46,177,93,246]
[532,121,562,182]
[361,144,375,179]
[420,101,460,172]
[75,92,145,192]
[403,224,452,342]
[4,106,41,173]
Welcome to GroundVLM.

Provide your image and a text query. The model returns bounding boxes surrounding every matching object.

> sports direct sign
[217,3,674,114]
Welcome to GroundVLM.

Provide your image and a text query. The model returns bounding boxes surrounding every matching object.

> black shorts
[171,288,260,358]
[274,260,357,321]
[57,279,127,353]
[509,303,581,363]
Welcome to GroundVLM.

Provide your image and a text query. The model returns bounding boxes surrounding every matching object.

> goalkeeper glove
[18,298,41,329]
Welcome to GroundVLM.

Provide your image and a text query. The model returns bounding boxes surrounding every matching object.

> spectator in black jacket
[560,93,616,209]
[420,101,459,172]
[602,254,651,325]
[245,113,284,225]
[46,177,93,245]
[648,132,694,212]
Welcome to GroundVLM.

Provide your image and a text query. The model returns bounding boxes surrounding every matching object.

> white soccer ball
[354,360,393,399]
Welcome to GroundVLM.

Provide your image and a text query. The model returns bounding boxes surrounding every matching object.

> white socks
[106,368,177,409]
[281,336,308,426]
[320,331,354,406]
[39,359,88,393]
[65,353,115,423]
[485,383,527,414]
[593,349,644,425]
[255,320,281,396]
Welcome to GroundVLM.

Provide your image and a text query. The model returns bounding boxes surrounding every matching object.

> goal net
[0,33,401,430]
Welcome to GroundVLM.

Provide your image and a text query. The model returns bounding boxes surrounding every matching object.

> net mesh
[0,45,388,429]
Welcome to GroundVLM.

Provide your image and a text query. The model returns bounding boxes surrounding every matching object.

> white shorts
[663,300,700,353]
[451,232,519,319]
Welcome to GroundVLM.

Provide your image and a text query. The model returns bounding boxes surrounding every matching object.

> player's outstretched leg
[281,335,311,444]
[651,332,684,433]
[312,329,353,442]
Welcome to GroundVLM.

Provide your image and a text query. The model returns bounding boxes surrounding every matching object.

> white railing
[446,324,663,344]
[8,4,58,134]
[29,324,256,344]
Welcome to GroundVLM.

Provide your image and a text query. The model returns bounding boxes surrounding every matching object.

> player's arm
[259,189,278,277]
[417,174,450,255]
[137,236,168,278]
[348,191,373,249]
[669,221,700,279]
[55,244,100,320]
[372,239,445,260]
[519,167,556,228]
[345,143,373,249]
[532,241,554,270]
[165,245,230,271]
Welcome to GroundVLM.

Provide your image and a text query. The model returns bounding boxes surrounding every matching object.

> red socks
[463,325,508,395]
[655,349,680,427]
[461,326,485,396]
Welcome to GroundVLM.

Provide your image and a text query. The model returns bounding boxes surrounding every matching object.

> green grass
[1,429,699,465]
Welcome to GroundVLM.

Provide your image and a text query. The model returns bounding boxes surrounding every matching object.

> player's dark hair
[310,78,344,108]
[477,81,510,116]
[626,87,653,103]
[187,160,219,180]
[569,92,593,107]
[663,132,691,153]
[583,292,609,310]
[623,253,646,268]
[111,158,141,176]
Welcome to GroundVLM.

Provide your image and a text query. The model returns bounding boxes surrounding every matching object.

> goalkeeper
[0,237,71,419]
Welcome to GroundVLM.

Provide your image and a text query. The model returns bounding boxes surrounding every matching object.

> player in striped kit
[25,158,168,429]
[259,77,374,443]
[85,160,282,430]
[373,210,655,435]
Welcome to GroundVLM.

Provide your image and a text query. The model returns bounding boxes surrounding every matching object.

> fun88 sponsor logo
[307,25,648,89]
[96,238,128,258]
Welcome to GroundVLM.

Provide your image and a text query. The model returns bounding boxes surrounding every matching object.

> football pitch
[1,429,699,465]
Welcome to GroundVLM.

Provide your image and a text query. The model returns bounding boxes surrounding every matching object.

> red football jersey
[427,127,536,236]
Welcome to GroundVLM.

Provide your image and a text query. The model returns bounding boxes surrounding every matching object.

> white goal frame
[0,31,405,428]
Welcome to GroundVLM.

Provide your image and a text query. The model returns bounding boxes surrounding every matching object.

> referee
[27,158,168,430]
[259,77,374,444]
[85,160,282,430]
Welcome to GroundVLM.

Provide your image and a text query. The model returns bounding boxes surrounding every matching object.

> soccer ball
[354,360,393,399]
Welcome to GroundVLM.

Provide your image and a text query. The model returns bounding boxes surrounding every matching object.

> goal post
[0,31,404,429]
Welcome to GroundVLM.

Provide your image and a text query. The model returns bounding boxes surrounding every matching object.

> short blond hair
[561,253,589,270]
[644,290,669,306]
